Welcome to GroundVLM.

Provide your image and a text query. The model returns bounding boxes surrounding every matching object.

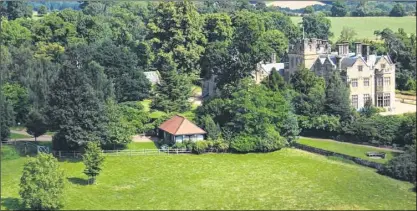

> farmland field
[291,16,417,42]
[1,148,415,210]
[297,137,400,163]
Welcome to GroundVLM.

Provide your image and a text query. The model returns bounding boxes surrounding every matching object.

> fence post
[143,149,145,155]
[176,148,178,154]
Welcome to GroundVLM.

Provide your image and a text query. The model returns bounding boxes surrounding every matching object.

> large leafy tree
[31,13,79,46]
[5,1,32,20]
[331,1,348,17]
[263,12,301,44]
[324,71,352,122]
[352,1,367,17]
[302,12,333,40]
[19,153,65,210]
[25,109,48,142]
[151,53,192,113]
[0,19,32,47]
[262,69,288,92]
[375,28,416,90]
[390,3,406,17]
[290,67,326,117]
[147,0,206,77]
[338,27,357,43]
[213,11,288,91]
[92,41,151,102]
[47,60,106,150]
[0,98,14,142]
[1,83,30,125]
[101,100,135,148]
[199,79,299,144]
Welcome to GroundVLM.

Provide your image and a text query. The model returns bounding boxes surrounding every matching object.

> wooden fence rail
[52,149,194,158]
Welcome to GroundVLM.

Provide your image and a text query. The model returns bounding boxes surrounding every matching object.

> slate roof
[158,115,206,135]
[259,62,285,76]
[340,57,358,69]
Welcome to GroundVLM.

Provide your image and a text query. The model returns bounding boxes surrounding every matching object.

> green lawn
[1,148,415,210]
[297,137,399,163]
[125,142,157,150]
[139,99,199,121]
[8,133,32,140]
[291,16,417,42]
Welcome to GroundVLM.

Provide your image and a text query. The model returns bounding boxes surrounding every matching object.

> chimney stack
[362,44,370,60]
[355,42,362,56]
[342,41,349,56]
[271,53,276,63]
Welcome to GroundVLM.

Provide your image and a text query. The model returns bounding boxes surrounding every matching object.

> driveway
[9,130,52,142]
[380,98,416,116]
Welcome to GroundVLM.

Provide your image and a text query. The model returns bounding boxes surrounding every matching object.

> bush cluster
[171,139,230,154]
[230,133,288,153]
[378,146,416,183]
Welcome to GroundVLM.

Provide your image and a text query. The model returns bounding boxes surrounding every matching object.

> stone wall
[293,142,383,170]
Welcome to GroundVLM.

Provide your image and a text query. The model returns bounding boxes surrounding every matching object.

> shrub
[213,138,229,152]
[19,153,65,210]
[257,126,288,152]
[378,146,416,183]
[173,142,186,149]
[1,145,20,160]
[192,141,208,154]
[230,136,257,153]
[206,140,214,151]
[217,142,229,152]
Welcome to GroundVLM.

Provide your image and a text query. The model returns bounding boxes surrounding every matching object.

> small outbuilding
[158,115,206,144]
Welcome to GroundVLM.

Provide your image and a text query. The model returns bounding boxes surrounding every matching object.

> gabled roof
[158,115,206,135]
[258,62,285,75]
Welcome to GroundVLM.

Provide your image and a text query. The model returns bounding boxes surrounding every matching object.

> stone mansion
[203,38,396,111]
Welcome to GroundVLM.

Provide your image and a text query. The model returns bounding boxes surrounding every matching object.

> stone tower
[286,38,331,79]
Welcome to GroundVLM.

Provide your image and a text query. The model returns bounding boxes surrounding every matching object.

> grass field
[139,99,198,121]
[125,142,157,150]
[297,137,399,163]
[1,148,415,210]
[7,133,32,140]
[291,16,417,42]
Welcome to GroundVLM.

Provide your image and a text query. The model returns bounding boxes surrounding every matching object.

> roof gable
[374,56,391,66]
[158,115,206,135]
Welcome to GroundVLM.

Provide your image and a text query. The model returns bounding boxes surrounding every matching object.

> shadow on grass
[67,177,89,186]
[1,197,25,210]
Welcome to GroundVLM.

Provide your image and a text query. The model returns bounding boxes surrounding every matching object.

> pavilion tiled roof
[158,115,206,135]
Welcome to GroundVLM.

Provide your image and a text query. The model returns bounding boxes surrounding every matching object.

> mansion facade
[203,38,396,111]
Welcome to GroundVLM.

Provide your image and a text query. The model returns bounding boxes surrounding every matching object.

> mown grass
[8,133,32,139]
[1,148,415,210]
[291,16,417,42]
[139,99,199,121]
[297,137,399,163]
[125,142,157,150]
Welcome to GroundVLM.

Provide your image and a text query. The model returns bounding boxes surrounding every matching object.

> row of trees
[303,1,415,17]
